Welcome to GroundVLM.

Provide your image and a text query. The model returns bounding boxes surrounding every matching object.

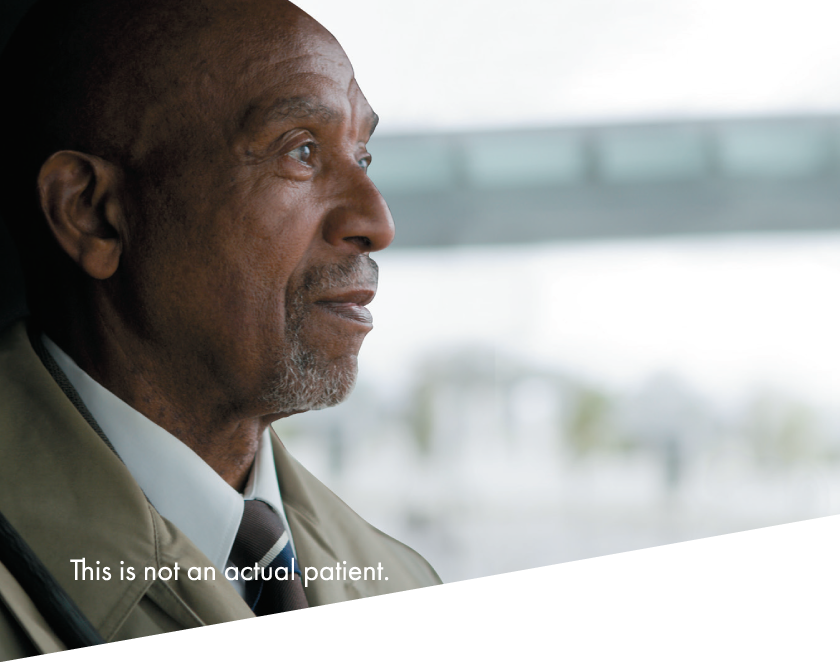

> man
[0,0,440,656]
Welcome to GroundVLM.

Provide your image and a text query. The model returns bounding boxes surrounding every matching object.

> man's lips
[314,289,375,325]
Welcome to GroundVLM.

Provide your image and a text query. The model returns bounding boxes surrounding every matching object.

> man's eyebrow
[261,95,342,125]
[248,96,379,140]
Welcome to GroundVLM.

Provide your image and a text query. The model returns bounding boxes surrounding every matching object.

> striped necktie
[230,499,309,615]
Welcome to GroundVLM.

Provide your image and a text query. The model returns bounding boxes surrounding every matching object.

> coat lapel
[271,429,442,601]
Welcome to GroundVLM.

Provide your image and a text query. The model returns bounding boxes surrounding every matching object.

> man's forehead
[213,14,369,116]
[161,0,353,100]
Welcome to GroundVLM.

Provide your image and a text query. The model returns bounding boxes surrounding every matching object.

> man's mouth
[314,289,375,326]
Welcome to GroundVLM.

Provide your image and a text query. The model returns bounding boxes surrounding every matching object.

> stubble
[262,255,379,413]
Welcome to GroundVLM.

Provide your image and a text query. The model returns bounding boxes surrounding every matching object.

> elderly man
[0,0,440,656]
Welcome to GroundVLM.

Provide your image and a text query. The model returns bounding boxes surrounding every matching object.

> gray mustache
[300,255,379,295]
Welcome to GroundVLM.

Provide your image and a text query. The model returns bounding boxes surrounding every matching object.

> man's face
[117,1,394,418]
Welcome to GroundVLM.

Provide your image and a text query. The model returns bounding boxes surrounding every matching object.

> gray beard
[265,338,358,413]
[261,256,378,413]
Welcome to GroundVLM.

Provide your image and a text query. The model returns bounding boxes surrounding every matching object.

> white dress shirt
[42,335,296,595]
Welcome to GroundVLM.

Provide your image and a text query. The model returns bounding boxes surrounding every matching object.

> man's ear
[37,151,126,280]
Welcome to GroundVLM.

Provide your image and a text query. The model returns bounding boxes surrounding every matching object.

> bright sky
[296,0,840,133]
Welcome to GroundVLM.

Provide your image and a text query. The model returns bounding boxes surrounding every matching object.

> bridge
[368,116,840,247]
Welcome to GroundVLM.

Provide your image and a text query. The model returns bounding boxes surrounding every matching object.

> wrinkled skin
[38,0,395,489]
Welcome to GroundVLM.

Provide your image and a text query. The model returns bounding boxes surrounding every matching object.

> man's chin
[307,364,358,411]
[262,354,358,415]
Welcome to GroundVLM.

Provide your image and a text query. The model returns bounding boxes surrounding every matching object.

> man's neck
[44,314,266,491]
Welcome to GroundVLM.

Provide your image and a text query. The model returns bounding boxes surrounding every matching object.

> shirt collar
[41,334,293,572]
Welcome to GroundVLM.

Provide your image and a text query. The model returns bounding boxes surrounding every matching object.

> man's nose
[321,167,395,254]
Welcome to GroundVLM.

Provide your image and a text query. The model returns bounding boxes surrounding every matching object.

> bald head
[4,0,341,166]
[1,0,351,313]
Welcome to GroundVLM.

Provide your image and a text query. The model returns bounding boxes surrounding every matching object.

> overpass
[368,116,840,247]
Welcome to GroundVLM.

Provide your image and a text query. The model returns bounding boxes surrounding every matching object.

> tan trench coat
[0,320,441,659]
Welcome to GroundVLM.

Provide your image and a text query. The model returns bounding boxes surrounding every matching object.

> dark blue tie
[230,499,309,614]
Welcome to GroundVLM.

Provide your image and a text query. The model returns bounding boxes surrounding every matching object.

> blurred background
[280,0,840,582]
[5,0,839,583]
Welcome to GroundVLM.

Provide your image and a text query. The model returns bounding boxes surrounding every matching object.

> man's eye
[358,155,371,172]
[287,143,314,164]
